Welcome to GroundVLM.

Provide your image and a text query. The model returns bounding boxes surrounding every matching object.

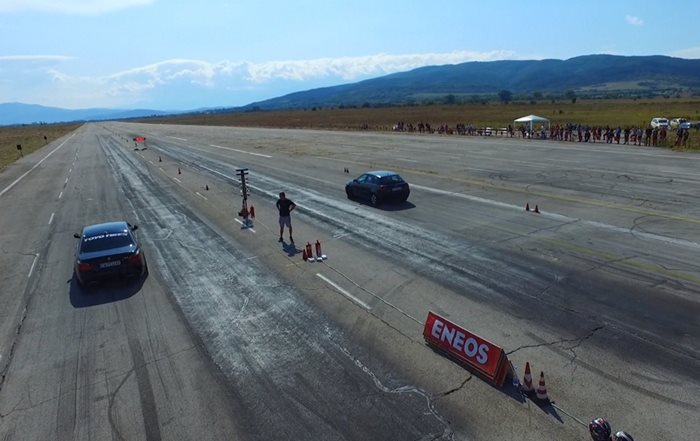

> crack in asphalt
[436,375,473,398]
[505,325,605,357]
[0,306,28,397]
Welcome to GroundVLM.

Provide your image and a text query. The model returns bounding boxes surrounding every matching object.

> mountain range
[2,55,699,125]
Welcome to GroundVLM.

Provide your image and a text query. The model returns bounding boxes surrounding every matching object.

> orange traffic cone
[534,205,540,214]
[536,371,549,402]
[302,248,308,261]
[522,362,534,394]
[525,203,530,211]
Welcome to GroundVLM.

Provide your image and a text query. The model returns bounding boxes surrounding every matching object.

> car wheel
[370,193,378,206]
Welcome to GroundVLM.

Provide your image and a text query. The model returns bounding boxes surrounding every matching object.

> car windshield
[81,232,134,252]
[379,175,404,185]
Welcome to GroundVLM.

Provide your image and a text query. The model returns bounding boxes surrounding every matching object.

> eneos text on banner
[423,311,510,386]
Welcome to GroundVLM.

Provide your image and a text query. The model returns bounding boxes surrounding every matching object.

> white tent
[514,114,550,137]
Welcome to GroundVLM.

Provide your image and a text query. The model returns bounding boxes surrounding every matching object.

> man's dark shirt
[276,199,295,217]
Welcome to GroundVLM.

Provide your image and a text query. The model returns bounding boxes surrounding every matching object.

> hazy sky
[1,0,699,110]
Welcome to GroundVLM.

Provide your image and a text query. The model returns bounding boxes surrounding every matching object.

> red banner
[134,136,146,142]
[423,311,509,386]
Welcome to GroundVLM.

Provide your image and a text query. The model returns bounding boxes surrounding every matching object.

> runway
[1,122,698,440]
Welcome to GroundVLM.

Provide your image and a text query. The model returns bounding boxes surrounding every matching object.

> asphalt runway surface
[0,122,698,440]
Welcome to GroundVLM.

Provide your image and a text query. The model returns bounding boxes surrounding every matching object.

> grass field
[137,97,700,129]
[1,98,699,172]
[136,98,700,149]
[0,124,82,170]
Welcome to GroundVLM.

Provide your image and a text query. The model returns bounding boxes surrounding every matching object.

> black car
[73,221,147,286]
[345,170,410,206]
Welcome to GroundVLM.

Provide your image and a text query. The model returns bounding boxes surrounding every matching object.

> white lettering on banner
[431,320,443,339]
[477,344,489,365]
[453,331,465,351]
[440,325,455,345]
[465,338,478,357]
[432,319,490,365]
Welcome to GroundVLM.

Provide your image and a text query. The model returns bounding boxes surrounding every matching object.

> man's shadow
[281,240,300,257]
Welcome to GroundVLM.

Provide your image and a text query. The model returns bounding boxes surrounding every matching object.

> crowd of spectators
[391,121,695,147]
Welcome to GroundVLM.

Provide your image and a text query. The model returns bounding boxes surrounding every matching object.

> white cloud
[625,15,644,26]
[669,47,700,59]
[2,50,517,108]
[0,0,154,15]
[0,55,74,61]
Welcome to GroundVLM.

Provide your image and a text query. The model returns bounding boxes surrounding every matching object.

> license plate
[100,260,121,268]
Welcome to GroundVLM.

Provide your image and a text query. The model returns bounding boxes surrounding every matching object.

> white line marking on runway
[411,183,700,250]
[64,177,69,184]
[195,192,208,200]
[148,160,154,165]
[168,136,187,141]
[0,135,74,198]
[316,273,371,310]
[58,191,63,199]
[28,254,39,278]
[173,177,182,183]
[397,158,418,163]
[209,144,272,158]
[233,218,257,232]
[48,212,55,225]
[69,168,72,174]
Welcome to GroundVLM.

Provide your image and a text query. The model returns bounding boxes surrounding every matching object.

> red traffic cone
[534,205,540,214]
[305,242,313,260]
[525,203,530,211]
[302,248,308,261]
[158,156,162,162]
[522,362,534,394]
[178,167,181,175]
[536,371,549,402]
[205,184,209,191]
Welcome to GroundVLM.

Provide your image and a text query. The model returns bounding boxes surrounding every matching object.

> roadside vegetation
[1,98,699,172]
[0,123,81,170]
[137,97,700,149]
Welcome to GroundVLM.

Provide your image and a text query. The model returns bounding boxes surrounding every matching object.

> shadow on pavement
[69,271,147,308]
[281,240,300,257]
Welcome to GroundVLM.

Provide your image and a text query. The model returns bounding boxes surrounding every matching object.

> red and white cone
[536,371,549,402]
[525,203,530,211]
[534,205,540,214]
[522,362,534,394]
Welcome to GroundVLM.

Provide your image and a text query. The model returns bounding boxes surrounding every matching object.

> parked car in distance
[345,170,410,206]
[650,117,669,129]
[670,118,691,129]
[73,221,147,287]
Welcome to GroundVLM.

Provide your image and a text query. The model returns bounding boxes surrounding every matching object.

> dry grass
[139,97,700,129]
[2,98,698,173]
[0,123,82,170]
[137,98,700,149]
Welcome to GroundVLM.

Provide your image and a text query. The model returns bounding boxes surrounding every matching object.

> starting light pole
[236,168,254,228]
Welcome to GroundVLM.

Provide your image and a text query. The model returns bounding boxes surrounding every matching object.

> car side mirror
[73,233,81,239]
[353,179,358,183]
[130,225,138,231]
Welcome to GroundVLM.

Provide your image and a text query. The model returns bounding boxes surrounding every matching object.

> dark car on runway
[345,170,410,206]
[73,221,147,286]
